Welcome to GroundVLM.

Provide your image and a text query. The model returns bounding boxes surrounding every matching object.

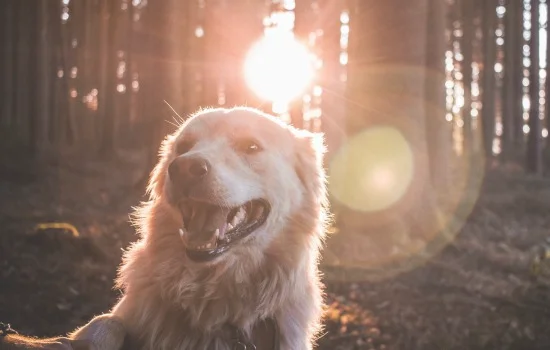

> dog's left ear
[293,129,327,196]
[147,134,176,200]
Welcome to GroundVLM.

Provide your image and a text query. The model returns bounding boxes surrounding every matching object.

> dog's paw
[47,337,94,350]
[70,314,126,350]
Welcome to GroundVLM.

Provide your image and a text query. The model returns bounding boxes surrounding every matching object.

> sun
[244,32,315,105]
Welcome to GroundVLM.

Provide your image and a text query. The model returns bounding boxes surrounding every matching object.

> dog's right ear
[146,135,176,200]
[293,129,327,199]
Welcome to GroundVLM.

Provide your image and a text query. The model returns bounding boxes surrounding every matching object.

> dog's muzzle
[168,156,270,263]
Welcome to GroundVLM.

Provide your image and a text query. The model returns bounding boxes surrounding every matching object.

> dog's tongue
[185,203,230,244]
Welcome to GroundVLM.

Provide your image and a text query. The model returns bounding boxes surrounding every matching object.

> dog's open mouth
[178,199,270,262]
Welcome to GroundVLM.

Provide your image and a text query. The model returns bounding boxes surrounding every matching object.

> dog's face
[149,107,325,264]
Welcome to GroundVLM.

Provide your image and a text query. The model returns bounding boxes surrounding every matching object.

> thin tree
[0,0,15,132]
[425,0,451,192]
[547,1,550,131]
[526,0,542,174]
[318,0,345,160]
[343,0,434,224]
[14,0,32,147]
[481,0,497,159]
[201,1,221,107]
[461,0,475,153]
[513,0,525,149]
[289,0,310,129]
[501,0,519,161]
[33,0,53,157]
[27,1,40,154]
[98,0,119,157]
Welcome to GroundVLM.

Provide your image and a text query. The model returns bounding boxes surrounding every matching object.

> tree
[202,1,222,107]
[513,0,525,149]
[329,0,443,272]
[425,0,452,192]
[288,0,311,129]
[97,0,119,157]
[501,0,520,161]
[0,0,15,133]
[220,0,264,108]
[34,0,54,156]
[461,0,474,153]
[481,0,497,159]
[318,0,346,161]
[526,0,542,174]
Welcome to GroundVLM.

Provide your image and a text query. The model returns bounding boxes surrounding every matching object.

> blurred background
[2,0,550,349]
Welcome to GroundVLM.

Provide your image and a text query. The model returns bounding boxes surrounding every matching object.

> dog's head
[146,107,326,264]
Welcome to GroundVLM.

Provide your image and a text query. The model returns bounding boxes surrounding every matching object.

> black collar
[225,317,280,350]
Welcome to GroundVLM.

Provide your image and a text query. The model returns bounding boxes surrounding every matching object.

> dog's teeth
[206,243,213,249]
[178,228,185,237]
[227,223,234,231]
[237,207,246,218]
[214,228,220,238]
[231,215,239,226]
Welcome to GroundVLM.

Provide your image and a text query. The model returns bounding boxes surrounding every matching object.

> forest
[2,0,550,349]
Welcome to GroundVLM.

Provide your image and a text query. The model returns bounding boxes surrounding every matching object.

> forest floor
[1,151,550,350]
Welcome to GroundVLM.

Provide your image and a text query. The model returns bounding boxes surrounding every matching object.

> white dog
[69,107,329,350]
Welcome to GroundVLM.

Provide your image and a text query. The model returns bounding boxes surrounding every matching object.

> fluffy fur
[73,107,330,350]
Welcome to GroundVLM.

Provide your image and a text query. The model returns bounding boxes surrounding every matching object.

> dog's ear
[147,135,176,200]
[293,129,327,197]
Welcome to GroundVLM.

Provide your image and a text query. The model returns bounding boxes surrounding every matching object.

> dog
[2,107,329,350]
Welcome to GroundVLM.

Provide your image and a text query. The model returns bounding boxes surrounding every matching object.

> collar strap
[225,317,280,350]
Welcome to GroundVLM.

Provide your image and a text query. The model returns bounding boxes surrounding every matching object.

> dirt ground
[1,152,550,350]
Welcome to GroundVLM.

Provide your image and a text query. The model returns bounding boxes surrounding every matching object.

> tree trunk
[222,0,264,109]
[461,0,474,153]
[325,0,453,281]
[288,0,310,129]
[201,1,221,107]
[50,1,69,150]
[15,0,32,148]
[425,0,451,192]
[98,0,118,157]
[338,0,431,232]
[513,0,525,150]
[60,0,78,146]
[319,0,346,161]
[0,0,15,132]
[33,0,53,157]
[123,2,135,127]
[26,1,40,155]
[74,0,94,150]
[481,0,497,159]
[501,0,519,161]
[132,0,192,188]
[526,0,542,174]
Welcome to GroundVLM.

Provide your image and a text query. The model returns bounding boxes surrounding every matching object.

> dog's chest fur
[118,248,300,350]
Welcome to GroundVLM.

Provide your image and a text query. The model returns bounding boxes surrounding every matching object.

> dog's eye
[175,140,193,155]
[236,139,263,154]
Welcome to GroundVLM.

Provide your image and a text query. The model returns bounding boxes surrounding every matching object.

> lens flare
[244,32,315,104]
[329,126,414,212]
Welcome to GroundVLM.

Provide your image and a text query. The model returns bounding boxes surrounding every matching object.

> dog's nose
[169,156,210,180]
[168,156,210,185]
[188,158,209,177]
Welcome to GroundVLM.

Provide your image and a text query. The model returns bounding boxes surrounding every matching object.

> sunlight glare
[329,127,414,213]
[244,32,315,104]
